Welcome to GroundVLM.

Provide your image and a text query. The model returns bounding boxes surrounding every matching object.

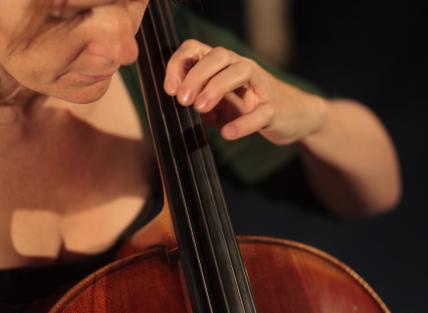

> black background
[190,0,428,312]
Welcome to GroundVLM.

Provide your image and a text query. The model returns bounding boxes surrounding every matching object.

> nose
[88,8,140,66]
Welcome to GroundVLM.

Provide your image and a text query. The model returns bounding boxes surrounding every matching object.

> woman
[0,0,401,310]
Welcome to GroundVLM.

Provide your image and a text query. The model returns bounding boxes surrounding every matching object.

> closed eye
[48,8,93,22]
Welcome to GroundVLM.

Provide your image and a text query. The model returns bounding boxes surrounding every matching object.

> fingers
[179,47,243,107]
[194,61,255,113]
[164,39,273,141]
[202,93,246,128]
[165,41,252,109]
[164,39,211,95]
[221,103,275,140]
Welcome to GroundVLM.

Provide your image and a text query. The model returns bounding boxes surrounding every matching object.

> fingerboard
[135,1,258,312]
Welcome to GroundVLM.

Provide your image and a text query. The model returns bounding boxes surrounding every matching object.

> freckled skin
[0,0,154,269]
[0,0,147,105]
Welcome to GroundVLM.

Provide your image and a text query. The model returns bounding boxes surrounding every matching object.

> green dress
[120,7,324,185]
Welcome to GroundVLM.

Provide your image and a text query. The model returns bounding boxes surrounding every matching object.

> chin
[63,78,112,104]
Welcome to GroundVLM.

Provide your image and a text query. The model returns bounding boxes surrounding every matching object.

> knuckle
[242,57,259,70]
[212,46,233,63]
[181,39,200,49]
[236,61,252,78]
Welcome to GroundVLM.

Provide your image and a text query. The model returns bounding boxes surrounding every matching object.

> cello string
[158,3,237,311]
[138,27,217,313]
[161,1,248,311]
[156,1,240,310]
[166,0,246,288]
[158,1,255,311]
[153,0,227,307]
[141,1,214,310]
[163,3,257,311]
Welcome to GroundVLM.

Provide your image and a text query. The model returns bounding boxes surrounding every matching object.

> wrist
[299,95,330,147]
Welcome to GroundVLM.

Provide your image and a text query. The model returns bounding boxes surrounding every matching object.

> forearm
[298,98,402,217]
[162,38,401,217]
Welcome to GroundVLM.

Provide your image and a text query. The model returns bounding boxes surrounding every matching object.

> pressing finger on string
[174,47,241,106]
[163,39,211,95]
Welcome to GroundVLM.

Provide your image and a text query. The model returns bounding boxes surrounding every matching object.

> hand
[164,39,327,145]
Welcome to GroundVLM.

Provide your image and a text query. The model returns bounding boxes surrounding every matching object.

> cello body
[49,236,389,313]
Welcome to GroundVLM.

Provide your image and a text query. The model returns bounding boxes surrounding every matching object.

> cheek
[1,40,89,102]
[7,46,79,87]
[1,53,49,90]
[33,29,95,83]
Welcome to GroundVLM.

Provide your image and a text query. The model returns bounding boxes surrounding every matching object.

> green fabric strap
[120,7,324,184]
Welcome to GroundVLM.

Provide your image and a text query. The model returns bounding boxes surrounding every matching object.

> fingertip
[195,93,212,112]
[221,124,239,140]
[164,78,179,96]
[177,87,193,106]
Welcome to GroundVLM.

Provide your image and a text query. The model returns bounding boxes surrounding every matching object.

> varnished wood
[49,236,389,313]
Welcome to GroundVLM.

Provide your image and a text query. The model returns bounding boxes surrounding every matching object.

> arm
[298,97,401,217]
[164,39,402,218]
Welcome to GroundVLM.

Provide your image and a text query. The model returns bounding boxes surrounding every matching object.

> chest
[0,74,152,268]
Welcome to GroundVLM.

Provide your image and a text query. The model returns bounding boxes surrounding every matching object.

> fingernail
[196,94,210,111]
[165,78,178,95]
[179,88,192,105]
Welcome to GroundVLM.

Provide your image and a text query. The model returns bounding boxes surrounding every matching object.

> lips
[79,72,116,82]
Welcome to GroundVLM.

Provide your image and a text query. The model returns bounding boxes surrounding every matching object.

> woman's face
[0,0,147,104]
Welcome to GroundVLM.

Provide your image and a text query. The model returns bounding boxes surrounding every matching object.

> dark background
[190,0,428,312]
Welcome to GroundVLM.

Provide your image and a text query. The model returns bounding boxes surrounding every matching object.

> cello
[49,0,390,312]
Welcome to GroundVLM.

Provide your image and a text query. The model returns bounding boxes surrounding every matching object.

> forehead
[0,0,123,31]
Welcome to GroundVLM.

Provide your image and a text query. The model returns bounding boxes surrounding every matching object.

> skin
[0,0,154,268]
[164,40,402,217]
[0,0,401,268]
[0,0,145,105]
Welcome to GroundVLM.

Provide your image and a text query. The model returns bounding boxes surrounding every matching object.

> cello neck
[135,1,258,312]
